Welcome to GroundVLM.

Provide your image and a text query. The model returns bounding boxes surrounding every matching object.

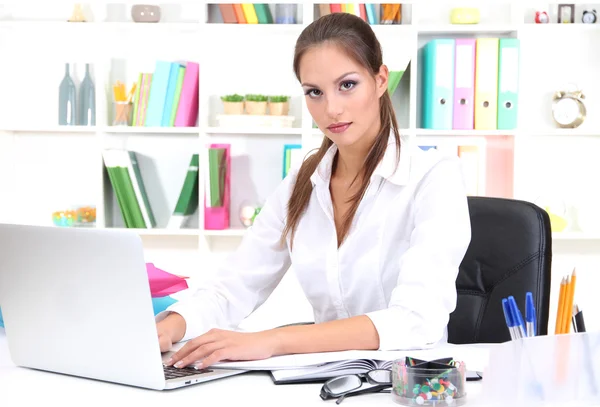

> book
[388,70,405,95]
[271,358,393,384]
[162,62,184,127]
[102,149,155,228]
[167,154,199,229]
[174,62,199,127]
[126,151,156,228]
[145,61,172,127]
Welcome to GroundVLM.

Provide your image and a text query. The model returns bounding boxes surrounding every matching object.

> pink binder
[453,39,476,130]
[204,143,230,230]
[174,62,199,127]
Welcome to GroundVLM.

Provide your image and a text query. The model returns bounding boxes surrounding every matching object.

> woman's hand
[164,328,280,369]
[156,312,186,353]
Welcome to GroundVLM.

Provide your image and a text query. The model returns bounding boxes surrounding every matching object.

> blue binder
[421,39,455,129]
[145,60,172,127]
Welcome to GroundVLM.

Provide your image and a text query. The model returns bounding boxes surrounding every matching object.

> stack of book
[102,149,157,229]
[318,4,404,24]
[131,60,199,128]
[103,150,200,229]
[217,4,275,23]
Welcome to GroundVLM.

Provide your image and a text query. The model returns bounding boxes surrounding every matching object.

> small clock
[582,9,597,24]
[535,11,549,23]
[552,86,586,128]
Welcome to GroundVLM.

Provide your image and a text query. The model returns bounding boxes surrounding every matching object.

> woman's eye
[340,81,356,91]
[306,89,322,98]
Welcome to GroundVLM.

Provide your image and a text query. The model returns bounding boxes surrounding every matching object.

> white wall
[1,2,599,335]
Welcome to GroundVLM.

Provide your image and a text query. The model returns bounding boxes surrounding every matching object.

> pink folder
[453,39,476,130]
[174,62,199,127]
[204,144,231,230]
[146,263,189,297]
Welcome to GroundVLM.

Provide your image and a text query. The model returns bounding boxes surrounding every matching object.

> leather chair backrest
[448,197,552,344]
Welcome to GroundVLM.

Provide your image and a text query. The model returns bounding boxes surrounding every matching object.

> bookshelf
[0,1,600,279]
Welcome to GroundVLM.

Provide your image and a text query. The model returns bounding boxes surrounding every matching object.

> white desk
[0,329,483,406]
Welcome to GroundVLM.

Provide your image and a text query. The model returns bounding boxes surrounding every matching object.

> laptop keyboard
[164,365,213,380]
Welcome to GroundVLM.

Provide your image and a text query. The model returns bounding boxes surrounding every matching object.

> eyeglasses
[320,368,392,404]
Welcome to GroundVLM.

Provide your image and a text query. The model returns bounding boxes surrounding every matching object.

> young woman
[158,12,471,369]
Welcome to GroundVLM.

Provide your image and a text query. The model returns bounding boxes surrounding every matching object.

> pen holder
[392,357,467,406]
[483,331,600,406]
[113,101,133,126]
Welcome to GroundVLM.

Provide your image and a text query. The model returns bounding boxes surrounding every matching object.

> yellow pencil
[562,268,576,334]
[555,276,567,334]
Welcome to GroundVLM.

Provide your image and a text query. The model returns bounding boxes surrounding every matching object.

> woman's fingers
[196,348,229,369]
[173,341,225,368]
[166,329,219,366]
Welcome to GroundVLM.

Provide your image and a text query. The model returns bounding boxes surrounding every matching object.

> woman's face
[299,42,388,149]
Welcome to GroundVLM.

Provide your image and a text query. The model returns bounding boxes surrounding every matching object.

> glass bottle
[79,63,96,126]
[58,63,76,125]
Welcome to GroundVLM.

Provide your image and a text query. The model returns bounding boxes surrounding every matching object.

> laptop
[0,223,246,390]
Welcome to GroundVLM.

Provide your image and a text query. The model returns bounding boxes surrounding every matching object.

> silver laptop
[0,223,246,390]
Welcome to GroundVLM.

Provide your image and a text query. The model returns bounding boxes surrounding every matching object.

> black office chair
[448,196,552,344]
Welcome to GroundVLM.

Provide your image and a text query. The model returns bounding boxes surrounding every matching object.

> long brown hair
[282,12,401,249]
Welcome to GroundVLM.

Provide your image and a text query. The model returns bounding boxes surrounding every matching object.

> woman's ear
[375,64,389,98]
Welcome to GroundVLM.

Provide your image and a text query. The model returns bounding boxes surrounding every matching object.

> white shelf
[101,126,199,134]
[203,228,247,237]
[205,23,304,36]
[104,228,201,236]
[415,129,517,137]
[417,24,519,35]
[1,126,97,133]
[520,24,600,34]
[203,127,302,136]
[553,232,600,241]
[0,21,198,30]
[524,128,600,137]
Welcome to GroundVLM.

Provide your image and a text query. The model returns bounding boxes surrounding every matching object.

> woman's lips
[327,122,352,134]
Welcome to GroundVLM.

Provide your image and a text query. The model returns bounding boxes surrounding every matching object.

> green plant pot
[223,101,245,115]
[246,101,267,115]
[269,101,289,116]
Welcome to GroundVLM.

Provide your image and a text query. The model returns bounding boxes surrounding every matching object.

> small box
[392,357,467,406]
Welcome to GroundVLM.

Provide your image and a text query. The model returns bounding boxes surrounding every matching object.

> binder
[421,39,455,129]
[174,62,199,127]
[474,38,499,130]
[497,38,520,130]
[453,39,476,130]
[145,61,171,127]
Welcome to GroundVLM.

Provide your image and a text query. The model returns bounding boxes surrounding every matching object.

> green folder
[208,148,226,207]
[388,70,405,95]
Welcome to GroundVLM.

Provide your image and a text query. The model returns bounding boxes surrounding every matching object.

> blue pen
[508,296,526,339]
[501,298,517,340]
[526,292,536,337]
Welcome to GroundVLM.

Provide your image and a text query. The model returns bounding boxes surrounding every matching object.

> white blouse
[161,135,472,351]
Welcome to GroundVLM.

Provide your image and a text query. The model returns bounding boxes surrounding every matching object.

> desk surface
[0,329,484,406]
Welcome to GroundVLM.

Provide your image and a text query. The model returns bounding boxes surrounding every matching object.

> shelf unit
[1,1,600,255]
